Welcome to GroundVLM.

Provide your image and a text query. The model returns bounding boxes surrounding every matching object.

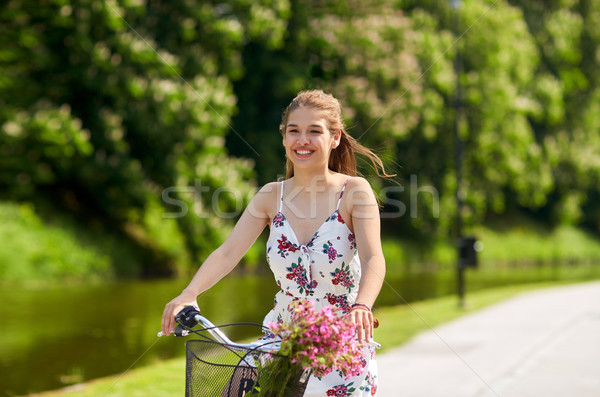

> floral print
[323,240,343,263]
[263,177,377,396]
[359,372,377,396]
[277,235,299,258]
[325,292,351,313]
[330,261,356,293]
[348,233,356,250]
[325,210,346,225]
[272,212,285,227]
[326,382,356,396]
[286,257,318,296]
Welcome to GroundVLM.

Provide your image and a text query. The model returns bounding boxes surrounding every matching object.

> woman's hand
[349,305,373,343]
[161,289,198,336]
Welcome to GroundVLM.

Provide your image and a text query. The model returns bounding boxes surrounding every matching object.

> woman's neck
[289,169,337,195]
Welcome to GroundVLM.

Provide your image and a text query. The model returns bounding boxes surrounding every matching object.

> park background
[1,0,600,396]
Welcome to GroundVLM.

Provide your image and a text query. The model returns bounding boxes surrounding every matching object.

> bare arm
[347,177,386,341]
[161,182,276,335]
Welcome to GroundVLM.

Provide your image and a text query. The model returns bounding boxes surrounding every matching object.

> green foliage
[2,0,600,281]
[507,0,600,227]
[0,0,291,276]
[252,356,306,396]
[230,0,600,239]
[471,215,600,264]
[0,201,144,282]
[382,213,600,275]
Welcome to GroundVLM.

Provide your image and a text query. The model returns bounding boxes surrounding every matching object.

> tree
[508,0,600,229]
[231,0,600,239]
[0,0,291,275]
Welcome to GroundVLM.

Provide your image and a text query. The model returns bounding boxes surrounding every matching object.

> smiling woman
[162,89,395,396]
[278,90,394,181]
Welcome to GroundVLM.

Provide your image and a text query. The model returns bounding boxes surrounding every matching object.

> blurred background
[1,0,600,396]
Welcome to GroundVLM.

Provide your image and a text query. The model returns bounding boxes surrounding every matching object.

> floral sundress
[262,177,379,396]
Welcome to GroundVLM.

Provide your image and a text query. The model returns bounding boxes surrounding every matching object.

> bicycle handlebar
[158,306,276,351]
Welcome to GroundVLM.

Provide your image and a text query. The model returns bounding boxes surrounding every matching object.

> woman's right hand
[161,289,199,336]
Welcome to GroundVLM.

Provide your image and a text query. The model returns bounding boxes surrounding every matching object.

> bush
[0,201,144,282]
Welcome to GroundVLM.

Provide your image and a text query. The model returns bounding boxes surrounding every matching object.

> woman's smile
[293,148,315,159]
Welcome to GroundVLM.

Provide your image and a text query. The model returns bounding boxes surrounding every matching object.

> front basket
[185,339,310,397]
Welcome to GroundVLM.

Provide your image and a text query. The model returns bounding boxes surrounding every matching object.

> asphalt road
[377,280,600,397]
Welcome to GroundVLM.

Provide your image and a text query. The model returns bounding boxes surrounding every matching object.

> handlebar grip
[175,306,202,328]
[157,306,200,338]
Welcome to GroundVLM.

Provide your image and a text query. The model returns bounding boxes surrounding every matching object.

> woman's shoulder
[343,176,376,206]
[253,181,280,201]
[345,175,373,191]
[259,180,281,191]
[250,181,281,217]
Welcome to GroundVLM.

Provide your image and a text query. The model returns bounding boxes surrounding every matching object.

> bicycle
[158,306,311,397]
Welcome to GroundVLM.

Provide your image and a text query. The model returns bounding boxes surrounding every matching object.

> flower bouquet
[252,300,364,397]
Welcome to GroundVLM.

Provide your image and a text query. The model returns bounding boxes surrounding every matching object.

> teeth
[296,150,312,155]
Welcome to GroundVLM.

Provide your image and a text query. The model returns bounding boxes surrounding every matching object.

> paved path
[377,281,600,397]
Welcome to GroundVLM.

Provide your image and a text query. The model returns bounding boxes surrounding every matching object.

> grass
[0,202,115,282]
[29,280,579,397]
[470,217,600,265]
[28,358,187,397]
[0,199,193,283]
[0,201,145,282]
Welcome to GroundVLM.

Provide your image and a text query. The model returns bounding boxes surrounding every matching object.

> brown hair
[279,90,395,179]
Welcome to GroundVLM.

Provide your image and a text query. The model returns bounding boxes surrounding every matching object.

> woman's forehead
[287,107,328,127]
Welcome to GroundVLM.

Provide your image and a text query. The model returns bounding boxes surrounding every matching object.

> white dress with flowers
[261,177,378,396]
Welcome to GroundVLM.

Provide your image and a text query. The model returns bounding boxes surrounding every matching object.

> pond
[1,262,599,396]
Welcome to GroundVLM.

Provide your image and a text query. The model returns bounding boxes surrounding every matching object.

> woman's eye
[288,129,299,133]
[311,130,321,134]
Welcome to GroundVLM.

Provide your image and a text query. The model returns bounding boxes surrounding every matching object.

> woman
[162,90,390,396]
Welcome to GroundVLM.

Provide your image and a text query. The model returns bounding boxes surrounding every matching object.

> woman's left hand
[349,306,373,343]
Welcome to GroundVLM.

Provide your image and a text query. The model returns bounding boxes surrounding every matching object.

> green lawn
[29,280,578,397]
[29,358,186,397]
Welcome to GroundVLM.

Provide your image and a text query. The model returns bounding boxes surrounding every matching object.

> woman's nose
[298,131,310,144]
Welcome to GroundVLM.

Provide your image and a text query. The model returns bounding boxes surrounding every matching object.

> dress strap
[278,180,284,213]
[336,177,352,211]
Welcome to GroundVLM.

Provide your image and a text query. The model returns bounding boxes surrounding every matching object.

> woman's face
[282,107,340,172]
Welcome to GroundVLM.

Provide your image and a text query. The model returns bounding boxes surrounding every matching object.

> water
[0,276,279,397]
[1,262,599,396]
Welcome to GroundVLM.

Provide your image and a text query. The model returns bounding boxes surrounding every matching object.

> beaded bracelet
[350,303,372,312]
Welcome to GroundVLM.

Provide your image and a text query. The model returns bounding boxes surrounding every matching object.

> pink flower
[267,300,364,379]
